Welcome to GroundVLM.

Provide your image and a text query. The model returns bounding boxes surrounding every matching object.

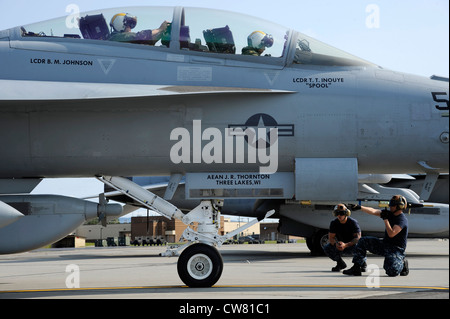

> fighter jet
[0,6,448,287]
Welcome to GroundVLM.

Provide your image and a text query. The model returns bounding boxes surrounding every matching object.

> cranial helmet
[247,31,274,50]
[110,13,137,32]
[333,204,351,217]
[389,195,407,210]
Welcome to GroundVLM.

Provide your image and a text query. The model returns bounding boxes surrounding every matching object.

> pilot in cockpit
[242,31,274,56]
[109,13,170,44]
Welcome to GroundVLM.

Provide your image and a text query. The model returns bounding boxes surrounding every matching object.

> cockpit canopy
[16,6,373,67]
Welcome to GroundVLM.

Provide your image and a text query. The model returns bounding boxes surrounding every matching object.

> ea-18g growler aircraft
[0,6,448,287]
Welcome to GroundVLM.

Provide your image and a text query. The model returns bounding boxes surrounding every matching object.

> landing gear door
[295,158,358,201]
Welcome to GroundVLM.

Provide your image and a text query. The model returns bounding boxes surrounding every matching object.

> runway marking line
[0,284,448,294]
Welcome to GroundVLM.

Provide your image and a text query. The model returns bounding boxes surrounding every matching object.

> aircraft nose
[0,201,24,229]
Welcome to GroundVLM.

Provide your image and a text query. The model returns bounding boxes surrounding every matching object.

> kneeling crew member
[344,195,409,277]
[323,204,364,272]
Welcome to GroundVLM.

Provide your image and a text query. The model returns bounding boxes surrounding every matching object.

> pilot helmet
[110,13,137,32]
[247,31,274,50]
[333,204,351,217]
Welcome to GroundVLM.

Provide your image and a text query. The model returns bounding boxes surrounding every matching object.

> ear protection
[389,195,407,211]
[333,204,351,217]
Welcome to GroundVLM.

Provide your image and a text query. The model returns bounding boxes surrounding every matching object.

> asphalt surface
[0,239,448,301]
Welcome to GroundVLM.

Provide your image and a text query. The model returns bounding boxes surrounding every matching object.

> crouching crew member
[344,195,409,277]
[323,204,364,272]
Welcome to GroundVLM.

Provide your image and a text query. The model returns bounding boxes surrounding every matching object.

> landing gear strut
[98,176,274,288]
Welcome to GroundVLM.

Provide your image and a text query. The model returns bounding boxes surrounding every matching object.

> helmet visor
[262,34,274,48]
[333,204,347,216]
[124,14,137,29]
[389,199,400,207]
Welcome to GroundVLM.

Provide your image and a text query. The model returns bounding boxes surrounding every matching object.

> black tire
[317,230,330,250]
[308,229,328,256]
[306,237,313,251]
[177,243,223,287]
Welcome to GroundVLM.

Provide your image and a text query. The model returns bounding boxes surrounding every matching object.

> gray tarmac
[0,239,448,300]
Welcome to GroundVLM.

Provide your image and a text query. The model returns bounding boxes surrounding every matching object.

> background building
[76,224,131,241]
[131,215,226,244]
[66,216,299,248]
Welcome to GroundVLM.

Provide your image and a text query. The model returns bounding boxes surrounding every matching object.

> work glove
[380,209,390,220]
[348,204,361,211]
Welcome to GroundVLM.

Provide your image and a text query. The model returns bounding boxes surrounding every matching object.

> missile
[0,195,123,254]
[0,201,24,229]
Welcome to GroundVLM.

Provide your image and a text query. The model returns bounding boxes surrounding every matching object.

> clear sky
[1,0,448,208]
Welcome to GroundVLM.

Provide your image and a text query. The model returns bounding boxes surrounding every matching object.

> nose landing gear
[98,176,274,288]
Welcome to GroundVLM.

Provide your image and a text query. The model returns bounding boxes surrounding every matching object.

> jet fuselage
[0,7,448,180]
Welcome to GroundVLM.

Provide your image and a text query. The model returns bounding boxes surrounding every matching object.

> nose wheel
[177,243,223,287]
